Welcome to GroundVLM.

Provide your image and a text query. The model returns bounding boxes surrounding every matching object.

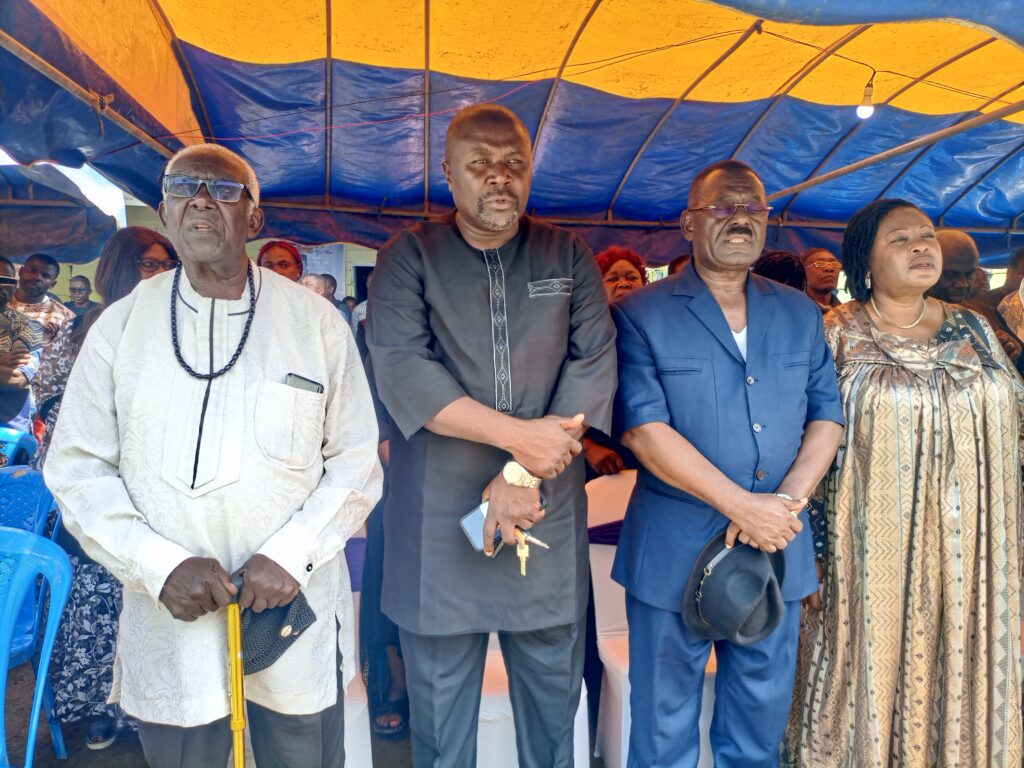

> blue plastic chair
[0,429,36,468]
[0,528,72,767]
[0,469,66,761]
[0,468,54,536]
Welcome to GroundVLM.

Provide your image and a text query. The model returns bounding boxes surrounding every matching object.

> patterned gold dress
[788,301,1023,767]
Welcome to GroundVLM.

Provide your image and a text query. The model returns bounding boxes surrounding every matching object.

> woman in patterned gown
[788,199,1023,767]
[34,227,177,750]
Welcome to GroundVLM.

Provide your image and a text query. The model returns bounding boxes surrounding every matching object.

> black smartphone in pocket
[284,372,324,394]
[460,501,504,556]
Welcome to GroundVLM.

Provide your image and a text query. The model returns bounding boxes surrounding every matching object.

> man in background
[9,253,74,344]
[929,229,978,306]
[300,272,330,298]
[350,270,372,334]
[667,253,690,276]
[322,274,352,322]
[976,245,1024,315]
[932,229,1023,364]
[65,275,100,317]
[970,267,990,300]
[0,256,43,440]
[800,247,843,313]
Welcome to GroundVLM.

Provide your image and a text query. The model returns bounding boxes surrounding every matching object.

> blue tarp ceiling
[0,0,1021,264]
[0,163,117,264]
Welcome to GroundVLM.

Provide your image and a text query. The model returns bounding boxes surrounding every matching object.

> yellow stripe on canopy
[32,0,1024,127]
[31,0,204,141]
[164,0,328,60]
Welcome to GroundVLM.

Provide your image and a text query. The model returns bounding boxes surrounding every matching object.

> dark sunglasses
[162,174,250,203]
[687,203,773,219]
[0,276,18,287]
[69,287,90,293]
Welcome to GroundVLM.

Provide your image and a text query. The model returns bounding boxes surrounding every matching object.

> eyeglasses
[687,203,773,219]
[0,276,17,287]
[162,174,250,203]
[69,287,90,294]
[138,257,179,273]
[810,260,841,270]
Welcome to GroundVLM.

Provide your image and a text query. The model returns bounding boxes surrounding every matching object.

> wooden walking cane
[228,592,245,768]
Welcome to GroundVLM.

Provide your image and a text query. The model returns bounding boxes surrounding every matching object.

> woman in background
[34,226,177,750]
[585,246,647,478]
[256,239,303,282]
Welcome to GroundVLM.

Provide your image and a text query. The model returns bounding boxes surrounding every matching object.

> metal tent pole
[0,28,174,159]
[766,98,1024,202]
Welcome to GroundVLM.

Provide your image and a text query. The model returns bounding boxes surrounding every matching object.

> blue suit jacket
[610,264,844,608]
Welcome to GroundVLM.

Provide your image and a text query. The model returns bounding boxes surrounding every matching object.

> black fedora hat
[681,531,785,646]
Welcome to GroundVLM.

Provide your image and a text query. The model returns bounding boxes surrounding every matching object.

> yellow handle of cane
[227,602,245,768]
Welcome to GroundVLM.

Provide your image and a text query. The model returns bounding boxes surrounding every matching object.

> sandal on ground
[370,698,409,740]
[85,717,117,751]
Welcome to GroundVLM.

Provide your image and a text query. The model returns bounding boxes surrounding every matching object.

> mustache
[480,189,520,204]
[726,224,753,237]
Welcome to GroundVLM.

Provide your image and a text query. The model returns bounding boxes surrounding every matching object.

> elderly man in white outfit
[45,143,382,768]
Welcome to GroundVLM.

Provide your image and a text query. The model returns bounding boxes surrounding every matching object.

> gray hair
[164,144,261,206]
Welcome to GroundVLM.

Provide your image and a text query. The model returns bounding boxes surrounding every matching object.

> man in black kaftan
[366,104,616,767]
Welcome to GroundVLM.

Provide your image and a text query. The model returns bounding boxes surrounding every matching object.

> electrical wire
[122,23,1019,145]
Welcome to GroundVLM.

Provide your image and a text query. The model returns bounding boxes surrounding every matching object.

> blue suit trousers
[626,594,801,768]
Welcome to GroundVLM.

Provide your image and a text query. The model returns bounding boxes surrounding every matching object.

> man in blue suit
[611,160,844,767]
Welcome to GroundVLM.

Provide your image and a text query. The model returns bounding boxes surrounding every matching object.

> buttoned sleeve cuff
[256,527,319,589]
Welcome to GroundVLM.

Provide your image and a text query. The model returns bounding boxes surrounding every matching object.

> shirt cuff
[15,364,35,383]
[805,404,846,427]
[619,408,671,436]
[138,537,196,605]
[256,528,317,589]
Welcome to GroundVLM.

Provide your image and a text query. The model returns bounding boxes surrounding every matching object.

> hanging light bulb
[856,76,875,119]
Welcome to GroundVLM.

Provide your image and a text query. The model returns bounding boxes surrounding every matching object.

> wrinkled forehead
[167,150,247,183]
[695,169,765,206]
[446,115,531,157]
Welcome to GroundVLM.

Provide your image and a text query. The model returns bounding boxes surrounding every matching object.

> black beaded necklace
[170,260,256,380]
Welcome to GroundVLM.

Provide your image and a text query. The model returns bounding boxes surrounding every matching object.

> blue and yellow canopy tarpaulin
[0,163,117,264]
[1,0,1022,263]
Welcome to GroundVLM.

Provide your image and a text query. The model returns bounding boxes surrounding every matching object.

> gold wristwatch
[502,460,541,489]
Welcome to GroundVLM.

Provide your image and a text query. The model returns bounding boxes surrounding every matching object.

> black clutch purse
[240,591,317,674]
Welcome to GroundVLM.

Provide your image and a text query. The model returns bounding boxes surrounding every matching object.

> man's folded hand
[159,557,237,621]
[510,413,585,479]
[236,553,300,613]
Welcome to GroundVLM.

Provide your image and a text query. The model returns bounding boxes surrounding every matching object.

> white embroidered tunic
[44,267,383,727]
